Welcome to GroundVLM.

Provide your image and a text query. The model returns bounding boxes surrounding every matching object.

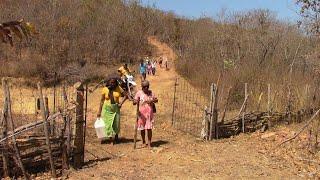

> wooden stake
[214,86,219,139]
[242,83,248,133]
[209,83,214,140]
[1,78,9,178]
[6,79,28,179]
[209,83,218,140]
[268,84,271,113]
[38,82,57,178]
[59,86,69,170]
[73,82,85,168]
[171,77,178,126]
[202,106,209,140]
[134,101,139,149]
[62,85,71,160]
[82,84,88,163]
[221,87,231,124]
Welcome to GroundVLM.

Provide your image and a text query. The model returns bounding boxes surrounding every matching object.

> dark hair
[105,73,120,86]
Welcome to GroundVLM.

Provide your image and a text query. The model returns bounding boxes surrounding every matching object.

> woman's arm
[150,90,158,103]
[133,92,140,105]
[119,95,128,108]
[97,95,105,117]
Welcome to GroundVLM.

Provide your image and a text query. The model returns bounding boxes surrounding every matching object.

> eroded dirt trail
[67,38,300,179]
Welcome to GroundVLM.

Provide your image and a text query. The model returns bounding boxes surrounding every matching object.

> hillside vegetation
[0,0,155,83]
[1,0,319,109]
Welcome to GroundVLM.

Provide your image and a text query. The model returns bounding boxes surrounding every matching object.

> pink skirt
[137,104,154,130]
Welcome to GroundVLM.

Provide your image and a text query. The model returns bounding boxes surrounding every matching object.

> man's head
[124,63,128,69]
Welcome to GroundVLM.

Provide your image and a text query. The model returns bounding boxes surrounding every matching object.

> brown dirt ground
[62,37,319,179]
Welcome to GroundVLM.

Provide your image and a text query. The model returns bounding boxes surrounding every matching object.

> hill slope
[67,38,302,179]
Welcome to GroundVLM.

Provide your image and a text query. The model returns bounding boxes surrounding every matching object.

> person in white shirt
[151,60,157,75]
[163,56,169,70]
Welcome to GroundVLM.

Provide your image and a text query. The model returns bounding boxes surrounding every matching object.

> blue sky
[140,0,300,21]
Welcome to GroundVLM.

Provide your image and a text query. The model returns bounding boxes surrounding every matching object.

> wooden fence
[0,78,87,179]
[171,77,320,140]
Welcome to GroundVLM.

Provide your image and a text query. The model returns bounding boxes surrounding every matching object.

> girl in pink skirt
[147,62,152,75]
[133,80,158,148]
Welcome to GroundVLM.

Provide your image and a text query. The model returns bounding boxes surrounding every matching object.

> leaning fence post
[201,106,209,140]
[221,87,231,124]
[242,83,248,133]
[171,77,178,126]
[83,84,88,162]
[38,82,57,178]
[62,85,71,160]
[209,83,214,140]
[6,79,28,179]
[1,78,9,177]
[73,82,85,169]
[214,85,219,139]
[268,84,271,113]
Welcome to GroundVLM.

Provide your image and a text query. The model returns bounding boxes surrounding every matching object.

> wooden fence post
[73,82,85,169]
[209,83,214,140]
[221,87,231,124]
[1,78,9,178]
[171,77,178,126]
[4,79,28,179]
[62,85,71,159]
[268,84,271,113]
[38,82,57,178]
[242,83,248,133]
[209,83,218,140]
[203,106,209,140]
[62,85,70,169]
[305,84,310,109]
[214,84,219,139]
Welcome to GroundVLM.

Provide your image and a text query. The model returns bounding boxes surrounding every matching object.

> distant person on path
[164,56,169,70]
[159,57,163,68]
[147,61,152,75]
[97,75,128,144]
[133,80,158,148]
[139,59,147,81]
[151,60,157,75]
[117,63,132,78]
[117,63,134,85]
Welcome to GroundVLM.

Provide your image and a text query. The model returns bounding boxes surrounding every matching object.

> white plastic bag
[94,118,106,139]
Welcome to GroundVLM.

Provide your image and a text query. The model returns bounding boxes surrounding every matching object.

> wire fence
[170,75,320,139]
[171,77,210,137]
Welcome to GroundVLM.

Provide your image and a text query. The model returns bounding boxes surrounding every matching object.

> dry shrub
[0,0,154,84]
[149,9,320,111]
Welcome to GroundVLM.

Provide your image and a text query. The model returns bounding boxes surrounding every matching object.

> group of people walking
[139,57,157,81]
[97,56,165,148]
[139,56,168,81]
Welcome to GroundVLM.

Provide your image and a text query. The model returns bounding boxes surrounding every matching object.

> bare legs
[140,129,152,148]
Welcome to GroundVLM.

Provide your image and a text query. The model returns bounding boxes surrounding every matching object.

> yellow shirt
[118,66,131,77]
[102,86,124,104]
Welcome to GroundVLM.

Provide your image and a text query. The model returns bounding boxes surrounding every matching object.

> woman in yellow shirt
[97,76,127,144]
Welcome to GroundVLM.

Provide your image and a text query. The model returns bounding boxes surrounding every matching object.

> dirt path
[67,38,301,179]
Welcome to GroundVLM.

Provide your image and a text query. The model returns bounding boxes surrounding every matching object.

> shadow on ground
[152,140,169,147]
[83,157,111,169]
